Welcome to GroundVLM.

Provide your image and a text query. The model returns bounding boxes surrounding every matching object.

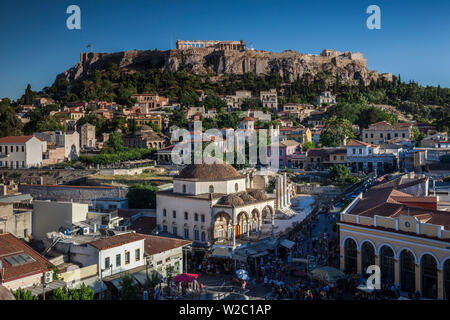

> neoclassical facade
[339,187,450,299]
[156,163,275,247]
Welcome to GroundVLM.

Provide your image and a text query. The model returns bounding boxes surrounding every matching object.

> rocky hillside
[57,47,392,85]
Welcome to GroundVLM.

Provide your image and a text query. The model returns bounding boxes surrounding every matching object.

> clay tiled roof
[348,188,449,229]
[345,139,376,147]
[0,136,34,144]
[129,216,157,235]
[143,235,191,256]
[88,232,146,250]
[0,233,52,283]
[177,162,244,180]
[242,117,254,122]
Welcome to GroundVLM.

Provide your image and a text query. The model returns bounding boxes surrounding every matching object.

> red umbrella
[173,273,199,283]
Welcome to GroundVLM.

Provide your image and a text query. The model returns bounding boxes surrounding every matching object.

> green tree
[329,164,351,184]
[411,126,425,146]
[118,273,139,300]
[24,84,34,105]
[144,273,161,290]
[127,183,158,209]
[320,116,355,147]
[13,288,36,300]
[103,131,125,153]
[49,284,94,300]
[0,100,24,137]
[302,141,315,151]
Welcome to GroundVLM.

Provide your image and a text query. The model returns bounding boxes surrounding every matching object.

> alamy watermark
[366,265,381,289]
[366,5,381,30]
[66,5,81,30]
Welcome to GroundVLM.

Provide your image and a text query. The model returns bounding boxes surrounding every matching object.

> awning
[280,239,295,249]
[249,250,269,258]
[210,247,232,259]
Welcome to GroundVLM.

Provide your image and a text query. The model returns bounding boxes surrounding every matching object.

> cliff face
[57,48,391,85]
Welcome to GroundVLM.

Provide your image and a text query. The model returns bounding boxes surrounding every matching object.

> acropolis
[176,40,246,51]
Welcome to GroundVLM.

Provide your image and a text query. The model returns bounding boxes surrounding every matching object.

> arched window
[201,231,206,242]
[344,238,357,274]
[380,246,395,287]
[444,260,450,300]
[182,184,186,193]
[400,250,415,293]
[361,242,375,275]
[209,185,214,193]
[235,183,239,192]
[163,209,167,217]
[421,254,438,299]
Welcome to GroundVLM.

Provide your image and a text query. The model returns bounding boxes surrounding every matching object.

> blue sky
[1,0,449,100]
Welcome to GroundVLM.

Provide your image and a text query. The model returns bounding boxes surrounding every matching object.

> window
[163,225,168,232]
[0,146,2,153]
[163,209,167,217]
[184,228,189,239]
[172,210,176,218]
[358,149,362,154]
[380,133,383,138]
[201,214,205,223]
[125,251,130,265]
[10,146,13,152]
[105,257,110,269]
[22,161,25,168]
[182,184,186,193]
[201,232,206,242]
[173,226,178,236]
[16,146,18,152]
[184,212,188,220]
[365,134,368,138]
[352,149,356,154]
[135,249,141,262]
[116,254,121,267]
[394,133,398,138]
[370,133,373,138]
[402,133,406,138]
[24,229,28,238]
[209,185,214,193]
[194,230,199,240]
[194,213,198,221]
[235,183,239,192]
[21,146,24,152]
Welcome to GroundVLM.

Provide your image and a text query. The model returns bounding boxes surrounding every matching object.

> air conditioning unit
[81,227,90,235]
[44,271,53,284]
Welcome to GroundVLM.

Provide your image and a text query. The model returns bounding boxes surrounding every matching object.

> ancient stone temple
[176,40,246,51]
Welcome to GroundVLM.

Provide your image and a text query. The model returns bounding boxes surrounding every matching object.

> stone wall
[18,184,125,204]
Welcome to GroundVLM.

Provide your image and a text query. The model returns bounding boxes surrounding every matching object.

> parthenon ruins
[176,40,246,51]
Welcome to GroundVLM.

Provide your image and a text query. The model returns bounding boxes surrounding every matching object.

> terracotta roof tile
[143,235,191,256]
[88,232,146,250]
[0,233,52,283]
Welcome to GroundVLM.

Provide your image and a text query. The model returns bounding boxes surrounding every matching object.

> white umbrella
[235,269,250,280]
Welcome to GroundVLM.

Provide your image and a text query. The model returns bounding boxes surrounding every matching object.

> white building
[317,91,336,105]
[156,162,275,247]
[0,136,46,168]
[33,200,89,240]
[144,235,191,277]
[55,232,146,279]
[260,89,278,113]
[34,131,80,161]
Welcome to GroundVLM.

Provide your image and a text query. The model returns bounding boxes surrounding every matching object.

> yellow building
[362,121,413,145]
[339,187,450,299]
